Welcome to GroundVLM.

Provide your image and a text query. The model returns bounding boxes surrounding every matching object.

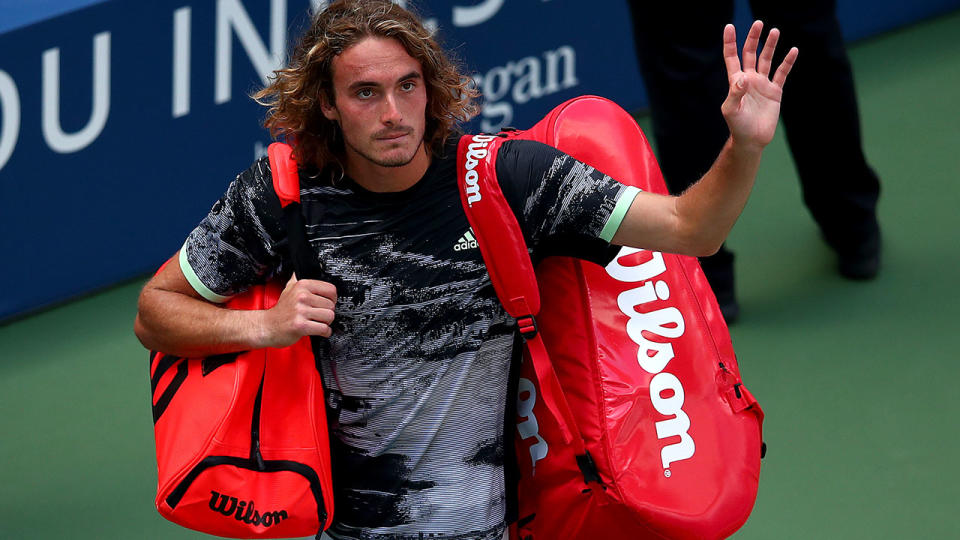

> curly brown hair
[253,0,479,170]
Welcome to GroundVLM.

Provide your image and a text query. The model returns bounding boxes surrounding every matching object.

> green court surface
[2,12,959,540]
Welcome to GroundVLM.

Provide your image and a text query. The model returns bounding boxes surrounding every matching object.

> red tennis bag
[457,96,764,539]
[150,143,334,538]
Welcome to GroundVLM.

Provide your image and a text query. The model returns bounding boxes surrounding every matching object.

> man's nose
[380,93,403,125]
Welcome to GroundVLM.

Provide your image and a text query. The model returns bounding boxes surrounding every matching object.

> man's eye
[400,81,416,91]
[356,88,374,99]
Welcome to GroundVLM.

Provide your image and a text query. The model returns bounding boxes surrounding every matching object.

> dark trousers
[629,0,881,295]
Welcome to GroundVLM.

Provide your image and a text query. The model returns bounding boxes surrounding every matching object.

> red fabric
[151,143,334,538]
[458,96,763,540]
[268,142,301,206]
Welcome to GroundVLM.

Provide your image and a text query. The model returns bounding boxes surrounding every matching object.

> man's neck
[346,144,431,193]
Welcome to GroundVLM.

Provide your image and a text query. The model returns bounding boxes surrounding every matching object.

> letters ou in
[0,30,113,171]
[175,0,288,115]
[215,0,286,105]
[41,31,112,155]
[516,377,548,469]
[453,0,505,26]
[0,69,19,171]
[311,0,505,31]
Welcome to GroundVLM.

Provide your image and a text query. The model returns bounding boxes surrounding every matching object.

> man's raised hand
[261,273,337,347]
[721,20,799,151]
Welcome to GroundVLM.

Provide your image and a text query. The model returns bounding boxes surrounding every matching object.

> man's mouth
[376,129,412,141]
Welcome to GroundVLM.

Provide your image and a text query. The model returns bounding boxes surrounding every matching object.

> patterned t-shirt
[181,138,638,540]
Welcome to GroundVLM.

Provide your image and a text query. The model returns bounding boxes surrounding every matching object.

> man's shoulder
[237,156,273,187]
[493,138,568,183]
[231,155,284,208]
[498,138,563,157]
[449,134,564,168]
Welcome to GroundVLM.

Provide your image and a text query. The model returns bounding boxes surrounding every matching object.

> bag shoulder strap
[266,142,323,281]
[455,134,540,320]
[266,143,340,417]
[455,134,581,446]
[268,142,301,207]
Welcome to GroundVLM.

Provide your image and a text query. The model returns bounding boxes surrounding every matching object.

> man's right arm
[134,251,337,358]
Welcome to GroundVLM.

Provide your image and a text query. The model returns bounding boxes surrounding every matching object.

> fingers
[290,280,337,315]
[772,46,799,87]
[282,273,299,297]
[287,315,333,339]
[291,298,335,337]
[724,20,797,86]
[281,278,338,338]
[757,28,779,77]
[296,314,335,337]
[722,24,741,83]
[741,20,763,72]
[295,278,338,305]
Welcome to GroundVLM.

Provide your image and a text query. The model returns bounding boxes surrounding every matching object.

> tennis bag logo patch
[208,491,289,528]
[606,247,695,473]
[462,134,497,206]
[516,377,548,470]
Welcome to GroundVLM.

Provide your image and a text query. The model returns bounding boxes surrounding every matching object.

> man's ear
[320,93,338,121]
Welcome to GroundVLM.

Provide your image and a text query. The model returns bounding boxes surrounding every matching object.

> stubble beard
[346,135,425,169]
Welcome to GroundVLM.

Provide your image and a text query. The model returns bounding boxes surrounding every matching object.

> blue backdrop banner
[0,0,957,320]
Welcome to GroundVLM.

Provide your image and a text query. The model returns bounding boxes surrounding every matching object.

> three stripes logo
[150,351,240,423]
[454,229,478,251]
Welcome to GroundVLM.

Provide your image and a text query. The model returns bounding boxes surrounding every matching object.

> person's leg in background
[628,1,743,321]
[749,0,882,279]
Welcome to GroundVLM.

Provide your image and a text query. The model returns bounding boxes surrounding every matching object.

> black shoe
[838,245,880,280]
[825,219,882,281]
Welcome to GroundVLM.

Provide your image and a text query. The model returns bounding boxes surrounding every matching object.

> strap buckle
[726,382,759,413]
[517,315,538,340]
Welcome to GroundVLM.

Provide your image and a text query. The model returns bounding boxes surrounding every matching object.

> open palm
[721,21,799,150]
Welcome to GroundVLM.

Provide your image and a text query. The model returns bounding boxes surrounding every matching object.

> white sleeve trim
[179,241,232,303]
[599,186,641,243]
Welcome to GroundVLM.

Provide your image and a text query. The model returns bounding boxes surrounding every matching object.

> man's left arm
[611,20,798,256]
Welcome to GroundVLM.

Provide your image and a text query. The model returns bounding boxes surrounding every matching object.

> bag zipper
[251,373,266,470]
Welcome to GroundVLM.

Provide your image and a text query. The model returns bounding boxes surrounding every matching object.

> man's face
[322,36,428,171]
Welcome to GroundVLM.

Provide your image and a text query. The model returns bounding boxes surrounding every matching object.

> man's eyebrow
[398,71,422,82]
[347,71,422,91]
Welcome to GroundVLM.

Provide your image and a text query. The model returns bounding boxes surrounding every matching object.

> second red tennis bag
[150,143,334,538]
[457,96,764,540]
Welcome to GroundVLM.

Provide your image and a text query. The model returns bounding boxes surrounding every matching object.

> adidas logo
[454,229,478,251]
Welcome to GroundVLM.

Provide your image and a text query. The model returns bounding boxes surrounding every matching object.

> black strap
[268,165,341,424]
[281,202,325,281]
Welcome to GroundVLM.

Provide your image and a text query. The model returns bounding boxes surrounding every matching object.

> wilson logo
[462,134,496,206]
[606,247,695,474]
[516,377,548,471]
[208,491,289,528]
